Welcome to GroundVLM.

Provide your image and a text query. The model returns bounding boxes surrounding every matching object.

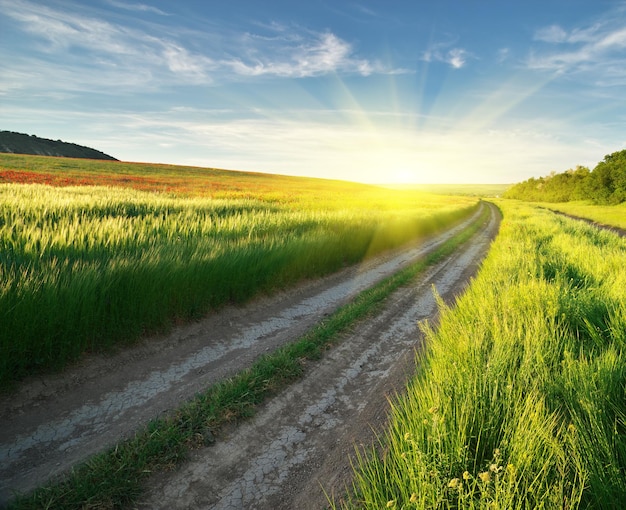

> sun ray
[458,71,560,133]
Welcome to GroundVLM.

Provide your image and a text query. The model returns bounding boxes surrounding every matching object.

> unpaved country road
[0,202,500,507]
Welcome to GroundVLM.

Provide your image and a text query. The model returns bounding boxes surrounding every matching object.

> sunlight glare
[388,166,417,185]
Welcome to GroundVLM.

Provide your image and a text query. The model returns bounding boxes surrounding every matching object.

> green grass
[6,201,492,510]
[339,201,626,509]
[0,166,477,388]
[540,200,626,230]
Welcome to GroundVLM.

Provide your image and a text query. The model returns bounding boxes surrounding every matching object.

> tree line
[504,149,626,204]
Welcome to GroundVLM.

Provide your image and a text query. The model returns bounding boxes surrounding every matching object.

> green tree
[588,150,626,204]
[503,166,591,202]
[568,165,591,200]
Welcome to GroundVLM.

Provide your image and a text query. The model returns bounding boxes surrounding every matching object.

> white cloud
[224,31,384,78]
[160,41,215,81]
[596,26,626,49]
[447,48,468,69]
[496,48,510,63]
[422,40,472,69]
[3,0,130,54]
[0,0,402,95]
[534,25,568,43]
[528,9,626,84]
[1,0,207,85]
[105,0,169,16]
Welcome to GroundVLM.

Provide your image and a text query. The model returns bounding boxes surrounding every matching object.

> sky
[1,0,626,184]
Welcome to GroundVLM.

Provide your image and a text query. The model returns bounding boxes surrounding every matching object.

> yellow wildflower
[448,478,460,489]
[462,471,471,480]
[479,471,491,483]
[410,493,418,504]
[386,500,396,508]
[490,463,502,473]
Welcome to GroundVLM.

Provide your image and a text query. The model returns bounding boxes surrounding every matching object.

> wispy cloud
[105,0,169,16]
[496,48,511,64]
[422,40,472,69]
[0,0,403,97]
[354,4,378,17]
[1,0,215,84]
[447,48,470,69]
[533,24,569,44]
[224,30,391,77]
[527,7,626,84]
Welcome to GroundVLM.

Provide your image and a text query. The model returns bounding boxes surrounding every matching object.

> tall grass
[340,201,626,509]
[0,182,476,388]
[541,200,626,230]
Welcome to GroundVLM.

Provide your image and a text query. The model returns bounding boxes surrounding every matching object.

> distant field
[0,154,510,199]
[385,183,512,197]
[0,154,478,387]
[0,153,360,200]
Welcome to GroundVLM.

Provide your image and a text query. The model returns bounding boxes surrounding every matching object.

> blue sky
[2,0,626,184]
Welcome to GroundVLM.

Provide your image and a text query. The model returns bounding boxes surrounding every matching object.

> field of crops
[0,154,478,388]
[342,201,626,509]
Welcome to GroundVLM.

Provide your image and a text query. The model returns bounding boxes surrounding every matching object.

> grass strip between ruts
[8,203,492,510]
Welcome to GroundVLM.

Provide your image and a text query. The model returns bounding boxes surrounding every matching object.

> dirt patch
[0,203,500,507]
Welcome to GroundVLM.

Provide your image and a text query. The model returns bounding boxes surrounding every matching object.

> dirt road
[0,202,500,507]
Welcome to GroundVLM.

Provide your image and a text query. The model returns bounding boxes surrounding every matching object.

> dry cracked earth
[0,202,501,509]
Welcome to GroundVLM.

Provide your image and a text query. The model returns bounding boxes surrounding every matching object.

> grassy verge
[539,200,626,230]
[339,201,626,509]
[6,203,492,510]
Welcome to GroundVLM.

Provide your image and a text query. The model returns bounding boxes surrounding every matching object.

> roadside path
[0,202,498,506]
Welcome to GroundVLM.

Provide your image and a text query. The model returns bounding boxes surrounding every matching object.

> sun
[387,167,418,185]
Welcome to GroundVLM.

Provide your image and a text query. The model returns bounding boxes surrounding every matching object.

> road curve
[0,202,500,506]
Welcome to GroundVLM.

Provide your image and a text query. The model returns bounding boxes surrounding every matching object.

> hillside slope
[0,131,117,160]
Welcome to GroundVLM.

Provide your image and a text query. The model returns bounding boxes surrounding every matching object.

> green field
[0,154,478,388]
[341,201,626,509]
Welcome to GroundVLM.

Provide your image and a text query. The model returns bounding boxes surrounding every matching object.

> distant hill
[0,131,117,161]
